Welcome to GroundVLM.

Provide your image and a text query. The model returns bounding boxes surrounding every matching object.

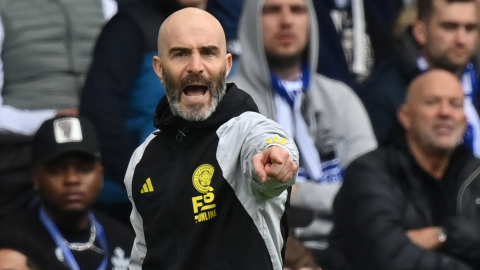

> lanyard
[39,207,109,270]
[270,63,310,107]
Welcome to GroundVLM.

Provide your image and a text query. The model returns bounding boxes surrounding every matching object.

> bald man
[124,8,299,270]
[322,70,480,270]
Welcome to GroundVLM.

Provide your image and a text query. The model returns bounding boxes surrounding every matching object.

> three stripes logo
[141,178,154,194]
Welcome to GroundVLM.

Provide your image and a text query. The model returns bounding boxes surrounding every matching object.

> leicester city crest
[192,164,214,194]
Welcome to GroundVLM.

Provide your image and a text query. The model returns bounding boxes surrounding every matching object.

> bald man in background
[322,69,480,270]
[124,8,299,270]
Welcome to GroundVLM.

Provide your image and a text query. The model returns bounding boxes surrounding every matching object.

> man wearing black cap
[0,116,134,270]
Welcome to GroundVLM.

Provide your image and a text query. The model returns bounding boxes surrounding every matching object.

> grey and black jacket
[324,131,480,270]
[124,83,299,270]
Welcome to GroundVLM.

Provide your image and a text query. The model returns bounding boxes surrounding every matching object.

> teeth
[185,93,206,98]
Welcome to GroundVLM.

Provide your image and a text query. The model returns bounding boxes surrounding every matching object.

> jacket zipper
[457,166,480,214]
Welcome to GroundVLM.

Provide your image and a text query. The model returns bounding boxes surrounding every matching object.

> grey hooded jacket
[231,0,377,242]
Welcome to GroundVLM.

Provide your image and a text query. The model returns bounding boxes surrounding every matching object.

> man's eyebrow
[200,45,220,52]
[168,47,191,55]
[263,4,281,12]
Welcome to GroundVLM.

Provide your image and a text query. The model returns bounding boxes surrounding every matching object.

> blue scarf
[269,63,310,107]
[270,64,343,184]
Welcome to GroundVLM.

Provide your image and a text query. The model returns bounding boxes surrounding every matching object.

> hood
[153,83,258,132]
[237,0,319,89]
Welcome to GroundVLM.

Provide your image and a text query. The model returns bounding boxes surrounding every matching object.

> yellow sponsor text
[192,192,217,223]
[195,209,217,223]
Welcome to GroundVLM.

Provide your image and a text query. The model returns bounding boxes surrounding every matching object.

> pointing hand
[252,146,298,184]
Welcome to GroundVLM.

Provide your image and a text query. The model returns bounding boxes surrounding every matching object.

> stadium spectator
[231,0,377,265]
[359,0,480,147]
[0,116,134,270]
[323,70,480,270]
[0,0,117,220]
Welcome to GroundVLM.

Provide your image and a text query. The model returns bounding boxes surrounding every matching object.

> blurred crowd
[1,0,480,269]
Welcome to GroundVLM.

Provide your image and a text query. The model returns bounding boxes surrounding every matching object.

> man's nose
[187,53,205,74]
[64,166,80,184]
[455,27,469,45]
[438,102,454,117]
[280,8,293,26]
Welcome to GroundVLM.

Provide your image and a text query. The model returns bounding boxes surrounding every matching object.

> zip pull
[176,127,189,141]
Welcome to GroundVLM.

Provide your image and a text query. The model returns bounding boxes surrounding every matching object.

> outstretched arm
[216,111,299,198]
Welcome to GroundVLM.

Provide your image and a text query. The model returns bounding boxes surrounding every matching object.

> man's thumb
[255,164,268,184]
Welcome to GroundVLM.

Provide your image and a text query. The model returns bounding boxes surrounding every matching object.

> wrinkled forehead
[159,11,226,56]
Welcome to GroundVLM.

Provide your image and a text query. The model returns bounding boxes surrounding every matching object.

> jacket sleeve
[216,111,299,198]
[123,135,156,269]
[126,203,147,270]
[341,85,377,167]
[332,155,475,270]
[315,76,377,168]
[441,215,480,268]
[0,14,59,135]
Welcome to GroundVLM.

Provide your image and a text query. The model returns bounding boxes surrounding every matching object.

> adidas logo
[141,178,154,194]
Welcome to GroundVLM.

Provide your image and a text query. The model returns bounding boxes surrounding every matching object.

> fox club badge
[192,164,215,194]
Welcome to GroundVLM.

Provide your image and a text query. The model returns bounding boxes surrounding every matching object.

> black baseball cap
[32,116,101,164]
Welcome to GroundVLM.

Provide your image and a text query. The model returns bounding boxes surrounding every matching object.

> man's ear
[153,56,164,83]
[224,53,233,78]
[398,104,411,130]
[98,164,104,189]
[412,20,427,46]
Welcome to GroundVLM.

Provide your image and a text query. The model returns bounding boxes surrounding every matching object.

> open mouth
[183,84,208,98]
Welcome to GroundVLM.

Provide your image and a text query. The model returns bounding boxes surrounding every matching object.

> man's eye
[46,167,62,175]
[424,99,438,106]
[263,6,280,14]
[76,162,95,173]
[452,101,464,109]
[442,23,457,30]
[172,51,188,58]
[79,166,93,173]
[466,24,478,32]
[291,6,307,14]
[203,51,215,56]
